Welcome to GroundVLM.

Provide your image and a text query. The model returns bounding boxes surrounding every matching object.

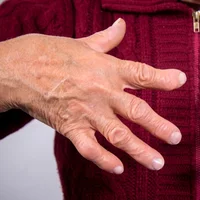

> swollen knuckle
[136,63,155,84]
[131,99,150,121]
[106,126,130,147]
[102,121,116,138]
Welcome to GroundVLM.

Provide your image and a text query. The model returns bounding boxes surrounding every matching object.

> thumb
[79,18,126,53]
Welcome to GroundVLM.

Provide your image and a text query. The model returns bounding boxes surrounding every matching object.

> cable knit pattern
[0,0,199,199]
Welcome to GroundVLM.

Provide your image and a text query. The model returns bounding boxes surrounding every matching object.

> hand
[0,18,187,174]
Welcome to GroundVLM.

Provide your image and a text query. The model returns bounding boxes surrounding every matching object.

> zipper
[193,10,200,32]
[193,9,200,200]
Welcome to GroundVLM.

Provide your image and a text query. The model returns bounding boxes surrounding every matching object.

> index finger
[117,60,187,90]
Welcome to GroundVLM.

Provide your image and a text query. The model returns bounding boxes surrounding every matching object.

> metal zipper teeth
[193,10,200,32]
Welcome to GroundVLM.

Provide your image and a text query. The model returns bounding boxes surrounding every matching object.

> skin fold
[0,19,187,174]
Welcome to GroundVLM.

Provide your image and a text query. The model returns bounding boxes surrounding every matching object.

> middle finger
[109,91,182,145]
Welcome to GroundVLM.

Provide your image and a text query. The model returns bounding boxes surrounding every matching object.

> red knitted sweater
[0,0,199,199]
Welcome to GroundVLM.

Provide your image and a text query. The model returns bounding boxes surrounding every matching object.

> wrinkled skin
[0,19,187,174]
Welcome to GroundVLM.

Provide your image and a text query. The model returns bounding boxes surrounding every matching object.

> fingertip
[179,72,187,86]
[110,18,126,40]
[112,18,122,27]
[99,158,124,175]
[169,131,182,145]
[162,69,187,91]
[112,18,126,27]
[152,158,165,171]
[113,165,124,175]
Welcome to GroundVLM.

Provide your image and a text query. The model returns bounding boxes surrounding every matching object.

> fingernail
[179,72,187,85]
[112,18,122,27]
[152,158,164,170]
[170,131,182,145]
[113,166,124,174]
[108,18,122,40]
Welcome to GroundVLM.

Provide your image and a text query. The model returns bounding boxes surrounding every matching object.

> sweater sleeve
[0,110,32,140]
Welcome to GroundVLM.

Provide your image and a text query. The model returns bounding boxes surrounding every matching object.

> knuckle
[104,123,131,147]
[93,154,106,166]
[78,140,97,160]
[102,120,116,137]
[121,60,132,73]
[62,129,70,138]
[79,40,92,50]
[60,124,75,138]
[114,132,132,147]
[131,145,148,159]
[153,122,168,137]
[135,62,156,85]
[117,60,131,77]
[131,99,151,121]
[95,30,110,43]
[161,76,176,91]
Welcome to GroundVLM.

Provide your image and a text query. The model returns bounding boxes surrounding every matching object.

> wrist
[0,40,18,112]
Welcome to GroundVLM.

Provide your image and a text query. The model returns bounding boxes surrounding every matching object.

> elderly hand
[0,18,187,174]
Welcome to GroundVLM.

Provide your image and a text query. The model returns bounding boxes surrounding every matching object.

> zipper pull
[193,10,200,33]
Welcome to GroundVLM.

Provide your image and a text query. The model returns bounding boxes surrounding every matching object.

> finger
[109,91,182,145]
[78,18,126,53]
[118,61,187,90]
[67,129,124,174]
[92,113,165,171]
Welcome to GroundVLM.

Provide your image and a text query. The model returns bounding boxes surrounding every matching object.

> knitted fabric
[0,0,199,199]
